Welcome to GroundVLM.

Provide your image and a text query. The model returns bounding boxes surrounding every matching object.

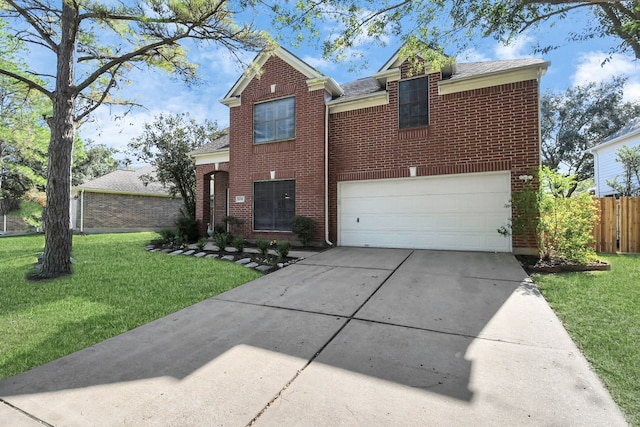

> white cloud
[494,34,535,60]
[459,48,491,62]
[571,51,640,102]
[302,55,336,72]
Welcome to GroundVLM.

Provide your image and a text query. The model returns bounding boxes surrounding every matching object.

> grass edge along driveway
[0,232,261,381]
[534,254,640,427]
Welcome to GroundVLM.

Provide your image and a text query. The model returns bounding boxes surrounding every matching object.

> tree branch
[3,0,58,52]
[0,68,53,98]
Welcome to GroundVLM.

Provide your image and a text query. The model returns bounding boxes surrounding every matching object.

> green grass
[534,254,640,426]
[0,232,261,381]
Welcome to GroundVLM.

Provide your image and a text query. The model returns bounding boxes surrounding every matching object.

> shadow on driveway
[0,248,626,426]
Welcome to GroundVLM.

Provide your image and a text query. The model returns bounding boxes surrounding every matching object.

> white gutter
[325,103,333,246]
[80,189,85,233]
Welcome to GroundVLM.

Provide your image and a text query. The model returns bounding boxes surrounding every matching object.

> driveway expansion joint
[247,250,415,425]
[1,398,53,427]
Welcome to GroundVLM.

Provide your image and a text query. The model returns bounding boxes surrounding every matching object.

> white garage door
[338,171,512,252]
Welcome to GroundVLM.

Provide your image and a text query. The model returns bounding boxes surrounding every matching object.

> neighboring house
[72,166,183,233]
[0,214,33,236]
[590,117,640,197]
[192,46,549,253]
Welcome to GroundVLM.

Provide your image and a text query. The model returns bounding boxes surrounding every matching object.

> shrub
[276,241,291,260]
[175,214,200,242]
[506,167,598,264]
[256,238,271,257]
[232,236,246,253]
[291,216,317,246]
[151,228,177,247]
[214,232,228,251]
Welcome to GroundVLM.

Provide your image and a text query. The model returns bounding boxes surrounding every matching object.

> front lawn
[534,254,640,426]
[0,232,261,381]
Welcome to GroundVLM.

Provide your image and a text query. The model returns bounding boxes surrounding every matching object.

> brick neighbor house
[72,166,183,234]
[192,46,549,254]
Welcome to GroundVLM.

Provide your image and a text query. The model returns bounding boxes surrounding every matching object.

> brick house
[72,166,183,233]
[193,46,549,253]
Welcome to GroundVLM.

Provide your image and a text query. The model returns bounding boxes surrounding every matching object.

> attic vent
[440,63,456,80]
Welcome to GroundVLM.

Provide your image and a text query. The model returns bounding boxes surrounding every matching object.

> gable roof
[218,44,549,113]
[591,116,640,153]
[75,166,173,196]
[220,46,343,106]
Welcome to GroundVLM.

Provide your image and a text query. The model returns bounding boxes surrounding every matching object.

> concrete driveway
[0,248,627,426]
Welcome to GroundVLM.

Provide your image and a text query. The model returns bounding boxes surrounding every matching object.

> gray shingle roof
[600,116,640,144]
[332,58,547,103]
[189,131,230,156]
[76,165,173,196]
[448,58,547,81]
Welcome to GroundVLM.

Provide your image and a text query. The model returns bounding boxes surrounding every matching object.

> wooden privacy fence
[593,197,640,253]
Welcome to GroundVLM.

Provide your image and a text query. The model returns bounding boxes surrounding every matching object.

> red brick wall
[328,64,540,250]
[195,164,230,236]
[227,55,327,243]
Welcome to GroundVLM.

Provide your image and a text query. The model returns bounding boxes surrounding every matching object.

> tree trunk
[38,3,78,279]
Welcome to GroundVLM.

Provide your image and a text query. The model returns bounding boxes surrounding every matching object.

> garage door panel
[338,172,511,252]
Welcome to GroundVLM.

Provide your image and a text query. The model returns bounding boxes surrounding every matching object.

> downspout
[325,102,333,246]
[80,189,85,233]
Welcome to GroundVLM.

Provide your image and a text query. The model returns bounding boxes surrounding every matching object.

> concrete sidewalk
[0,248,628,426]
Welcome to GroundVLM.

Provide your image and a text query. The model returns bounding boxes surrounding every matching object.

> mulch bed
[516,255,610,274]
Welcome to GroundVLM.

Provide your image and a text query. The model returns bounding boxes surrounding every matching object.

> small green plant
[196,237,208,250]
[232,236,246,253]
[175,214,200,242]
[291,216,317,246]
[256,238,271,257]
[151,228,177,247]
[276,241,291,260]
[214,232,228,251]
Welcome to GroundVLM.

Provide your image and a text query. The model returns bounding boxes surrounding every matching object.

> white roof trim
[192,149,230,166]
[220,46,343,105]
[327,91,389,114]
[590,127,640,153]
[438,63,549,95]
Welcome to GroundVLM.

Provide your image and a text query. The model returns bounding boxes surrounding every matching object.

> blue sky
[76,7,640,165]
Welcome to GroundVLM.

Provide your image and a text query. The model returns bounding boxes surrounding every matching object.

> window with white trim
[254,97,295,144]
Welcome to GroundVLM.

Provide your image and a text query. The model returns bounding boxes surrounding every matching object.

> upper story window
[254,97,296,144]
[398,76,429,129]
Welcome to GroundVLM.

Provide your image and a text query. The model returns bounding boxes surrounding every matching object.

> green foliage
[276,241,291,260]
[175,214,199,243]
[214,232,228,251]
[232,236,246,253]
[256,238,271,257]
[151,228,178,248]
[270,0,640,70]
[196,237,208,250]
[127,113,225,218]
[504,167,597,263]
[541,78,640,196]
[72,140,118,186]
[12,200,43,229]
[606,145,640,196]
[291,215,317,246]
[0,1,270,276]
